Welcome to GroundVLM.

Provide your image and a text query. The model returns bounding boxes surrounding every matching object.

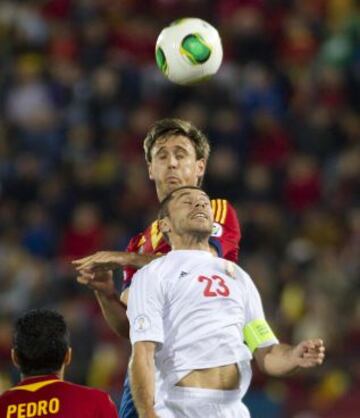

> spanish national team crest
[211,222,223,237]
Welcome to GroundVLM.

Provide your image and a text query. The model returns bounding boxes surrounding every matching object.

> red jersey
[123,199,241,289]
[0,375,118,418]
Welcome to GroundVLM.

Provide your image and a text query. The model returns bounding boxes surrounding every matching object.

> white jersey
[127,250,278,398]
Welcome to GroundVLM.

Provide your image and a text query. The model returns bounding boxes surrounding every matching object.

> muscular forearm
[126,253,162,268]
[130,344,157,418]
[95,291,129,338]
[261,344,299,376]
[256,339,325,376]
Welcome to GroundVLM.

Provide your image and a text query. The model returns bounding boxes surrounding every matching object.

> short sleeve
[127,264,165,345]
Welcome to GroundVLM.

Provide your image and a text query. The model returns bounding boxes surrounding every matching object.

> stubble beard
[184,223,212,243]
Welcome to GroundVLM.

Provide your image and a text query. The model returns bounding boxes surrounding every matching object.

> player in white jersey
[127,186,325,418]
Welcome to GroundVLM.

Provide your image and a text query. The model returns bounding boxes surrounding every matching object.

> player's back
[0,375,118,418]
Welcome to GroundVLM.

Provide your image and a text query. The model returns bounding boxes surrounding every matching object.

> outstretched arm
[254,339,325,376]
[73,251,161,271]
[74,250,162,338]
[130,341,159,418]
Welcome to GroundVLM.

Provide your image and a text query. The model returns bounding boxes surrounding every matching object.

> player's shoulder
[126,220,168,254]
[0,387,13,400]
[126,230,146,252]
[61,380,113,400]
[221,259,251,283]
[210,198,237,225]
[140,252,169,275]
[132,250,181,284]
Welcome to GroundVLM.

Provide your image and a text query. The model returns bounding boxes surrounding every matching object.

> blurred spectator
[60,203,105,260]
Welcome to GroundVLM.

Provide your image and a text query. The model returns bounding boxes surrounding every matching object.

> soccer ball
[155,18,223,86]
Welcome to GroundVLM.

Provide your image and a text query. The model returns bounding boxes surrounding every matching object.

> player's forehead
[151,134,195,155]
[172,188,209,203]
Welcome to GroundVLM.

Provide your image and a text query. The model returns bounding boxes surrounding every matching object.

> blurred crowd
[0,0,359,417]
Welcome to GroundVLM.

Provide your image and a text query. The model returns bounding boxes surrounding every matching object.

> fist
[293,339,326,368]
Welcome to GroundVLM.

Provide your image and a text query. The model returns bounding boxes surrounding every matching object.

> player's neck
[156,186,166,202]
[21,367,64,381]
[171,235,211,252]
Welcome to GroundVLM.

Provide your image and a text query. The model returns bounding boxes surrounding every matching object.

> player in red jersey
[72,118,241,418]
[73,119,240,334]
[0,309,118,418]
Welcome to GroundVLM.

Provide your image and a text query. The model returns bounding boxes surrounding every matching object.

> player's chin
[165,180,183,191]
[189,219,212,233]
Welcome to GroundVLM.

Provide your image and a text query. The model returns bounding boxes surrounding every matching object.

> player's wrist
[127,251,140,267]
[283,346,301,371]
[94,288,119,300]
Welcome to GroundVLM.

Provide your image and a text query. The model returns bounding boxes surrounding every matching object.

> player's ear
[195,159,206,179]
[64,348,72,366]
[11,349,20,369]
[148,162,154,180]
[159,217,171,234]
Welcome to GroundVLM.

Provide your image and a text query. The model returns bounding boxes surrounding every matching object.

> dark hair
[13,309,70,376]
[143,118,211,164]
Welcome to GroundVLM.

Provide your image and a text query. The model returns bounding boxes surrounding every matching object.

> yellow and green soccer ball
[155,18,223,86]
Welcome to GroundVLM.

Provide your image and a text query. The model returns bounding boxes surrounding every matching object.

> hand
[292,339,325,368]
[120,288,129,306]
[72,251,134,272]
[77,268,117,297]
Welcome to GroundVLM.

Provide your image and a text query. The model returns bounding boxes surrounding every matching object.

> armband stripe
[220,200,227,224]
[243,319,277,353]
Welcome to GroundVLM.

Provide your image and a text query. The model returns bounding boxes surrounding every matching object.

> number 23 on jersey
[197,275,230,297]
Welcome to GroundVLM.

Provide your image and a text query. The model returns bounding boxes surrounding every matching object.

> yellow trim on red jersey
[138,235,146,247]
[220,200,228,224]
[150,221,163,250]
[211,199,216,217]
[211,199,228,224]
[10,379,59,392]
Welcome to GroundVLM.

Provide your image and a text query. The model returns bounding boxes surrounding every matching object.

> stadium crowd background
[0,0,359,417]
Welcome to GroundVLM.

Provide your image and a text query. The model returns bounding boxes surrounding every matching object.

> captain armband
[243,319,277,353]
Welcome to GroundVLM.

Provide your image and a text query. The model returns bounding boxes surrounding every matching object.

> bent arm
[130,341,158,418]
[76,269,130,338]
[95,290,129,338]
[254,343,299,376]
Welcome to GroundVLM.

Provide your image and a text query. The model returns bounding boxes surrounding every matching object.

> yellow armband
[243,319,277,353]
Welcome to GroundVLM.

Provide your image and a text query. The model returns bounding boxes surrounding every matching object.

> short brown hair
[158,186,206,243]
[143,118,211,164]
[158,186,205,221]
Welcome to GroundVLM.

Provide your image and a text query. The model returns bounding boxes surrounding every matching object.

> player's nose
[167,153,178,168]
[194,199,206,208]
